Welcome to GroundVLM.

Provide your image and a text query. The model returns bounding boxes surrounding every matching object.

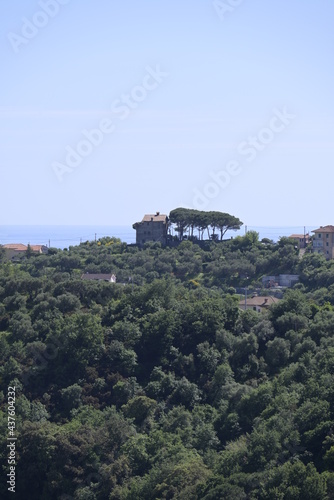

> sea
[0,225,315,250]
[0,226,136,249]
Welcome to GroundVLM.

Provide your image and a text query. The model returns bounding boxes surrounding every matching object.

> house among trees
[133,212,169,246]
[3,243,48,261]
[262,274,300,288]
[312,225,334,259]
[239,295,280,313]
[288,233,309,249]
[81,273,116,283]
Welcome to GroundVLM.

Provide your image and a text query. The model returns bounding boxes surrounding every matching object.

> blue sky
[1,0,334,227]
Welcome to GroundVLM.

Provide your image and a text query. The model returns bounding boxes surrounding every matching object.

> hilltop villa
[133,212,168,246]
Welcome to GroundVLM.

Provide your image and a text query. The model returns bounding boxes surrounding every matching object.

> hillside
[1,236,334,498]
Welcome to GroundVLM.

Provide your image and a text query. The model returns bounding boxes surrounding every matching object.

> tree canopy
[169,208,243,240]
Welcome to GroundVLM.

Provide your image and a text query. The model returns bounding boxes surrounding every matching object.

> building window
[318,234,321,238]
[327,234,329,238]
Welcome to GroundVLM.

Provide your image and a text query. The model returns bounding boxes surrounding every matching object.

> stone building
[133,212,168,245]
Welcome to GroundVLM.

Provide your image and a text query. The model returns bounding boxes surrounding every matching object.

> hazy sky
[2,0,334,226]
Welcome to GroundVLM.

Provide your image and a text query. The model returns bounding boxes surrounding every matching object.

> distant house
[239,295,280,313]
[81,273,116,283]
[288,234,309,249]
[3,243,48,261]
[29,245,49,254]
[2,244,27,261]
[262,274,299,288]
[133,212,168,245]
[312,225,334,259]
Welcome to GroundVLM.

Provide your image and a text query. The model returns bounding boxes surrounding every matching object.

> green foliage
[1,237,334,498]
[169,207,242,240]
[122,395,157,425]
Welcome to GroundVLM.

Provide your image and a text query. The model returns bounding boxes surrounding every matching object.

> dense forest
[2,233,334,498]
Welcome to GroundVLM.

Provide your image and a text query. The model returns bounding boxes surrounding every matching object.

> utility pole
[304,226,306,246]
[95,233,97,242]
[244,276,249,310]
[48,239,50,248]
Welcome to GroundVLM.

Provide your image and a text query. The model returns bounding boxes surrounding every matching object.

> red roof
[3,244,48,253]
[312,225,334,233]
[141,213,168,223]
[289,234,309,239]
[3,244,27,251]
[30,245,47,252]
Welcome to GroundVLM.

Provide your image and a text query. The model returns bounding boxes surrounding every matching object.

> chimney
[156,211,160,216]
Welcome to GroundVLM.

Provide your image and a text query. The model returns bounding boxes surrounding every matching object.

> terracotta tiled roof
[141,213,168,223]
[3,244,27,251]
[30,245,43,251]
[312,226,334,233]
[289,234,309,239]
[239,296,280,308]
[3,244,48,253]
